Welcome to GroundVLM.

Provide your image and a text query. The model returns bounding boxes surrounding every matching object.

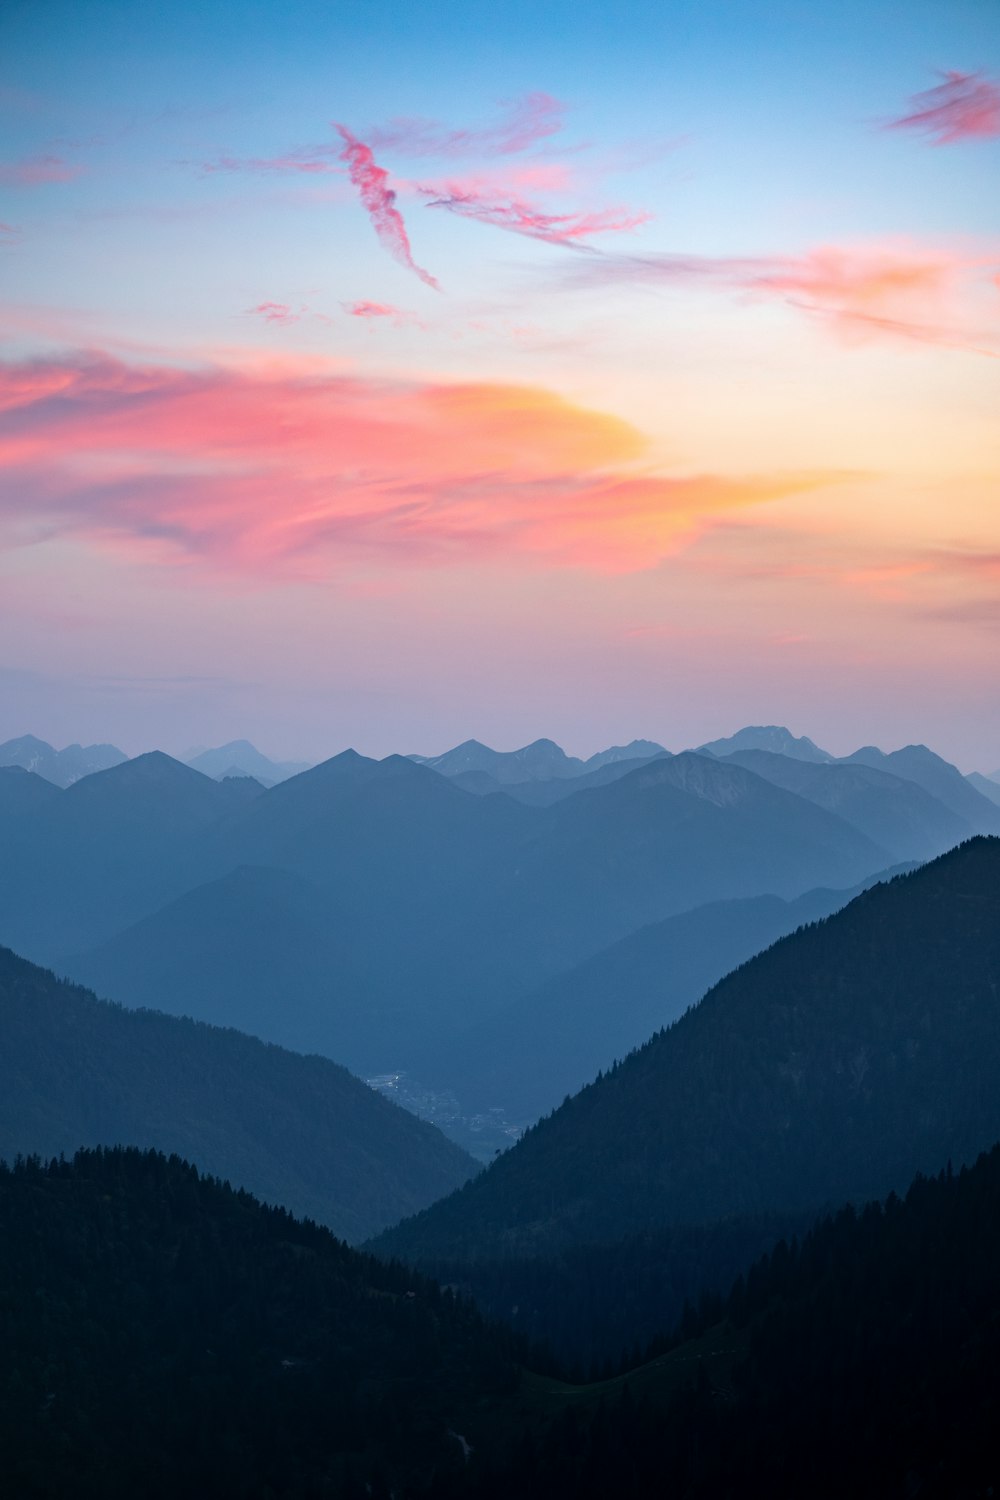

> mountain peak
[699,725,834,763]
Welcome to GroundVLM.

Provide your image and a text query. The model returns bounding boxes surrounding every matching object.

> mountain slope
[843,743,1000,832]
[374,837,1000,1261]
[718,746,967,862]
[0,945,475,1242]
[445,872,905,1122]
[968,770,1000,807]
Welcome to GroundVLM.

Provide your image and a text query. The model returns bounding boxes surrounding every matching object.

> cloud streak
[420,180,650,245]
[246,302,302,325]
[368,92,567,159]
[0,350,832,575]
[887,70,1000,145]
[335,125,440,290]
[0,153,83,185]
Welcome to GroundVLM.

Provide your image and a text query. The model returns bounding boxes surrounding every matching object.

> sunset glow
[1,0,998,764]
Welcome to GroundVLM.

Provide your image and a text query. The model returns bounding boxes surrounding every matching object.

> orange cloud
[0,351,832,575]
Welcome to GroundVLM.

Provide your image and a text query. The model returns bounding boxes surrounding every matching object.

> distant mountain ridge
[410,736,669,784]
[185,738,311,784]
[697,725,835,762]
[0,734,127,787]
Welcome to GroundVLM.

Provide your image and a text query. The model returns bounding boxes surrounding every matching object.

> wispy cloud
[335,126,440,290]
[886,70,1000,145]
[343,300,421,327]
[0,349,834,575]
[419,177,650,245]
[368,92,567,159]
[0,153,83,186]
[201,146,340,175]
[547,241,1000,354]
[246,301,303,326]
[0,222,21,247]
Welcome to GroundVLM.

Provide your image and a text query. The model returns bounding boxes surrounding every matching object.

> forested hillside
[5,1143,1000,1497]
[375,837,1000,1261]
[0,946,475,1242]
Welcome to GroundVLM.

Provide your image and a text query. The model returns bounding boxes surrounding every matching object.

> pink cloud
[0,154,83,186]
[368,92,567,159]
[0,350,833,575]
[420,179,650,245]
[335,126,440,290]
[887,70,1000,145]
[0,222,20,247]
[246,302,302,326]
[342,300,421,328]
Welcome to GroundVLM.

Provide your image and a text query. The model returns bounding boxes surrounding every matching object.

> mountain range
[3,723,997,1137]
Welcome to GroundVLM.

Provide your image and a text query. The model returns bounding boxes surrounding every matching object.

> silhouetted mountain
[967,770,1000,807]
[0,1147,518,1498]
[842,742,1000,832]
[415,736,585,782]
[185,738,311,783]
[717,747,967,862]
[583,739,668,769]
[450,750,671,807]
[0,752,249,960]
[0,763,61,824]
[374,838,1000,1262]
[0,733,126,786]
[0,945,475,1241]
[698,725,834,761]
[445,870,907,1122]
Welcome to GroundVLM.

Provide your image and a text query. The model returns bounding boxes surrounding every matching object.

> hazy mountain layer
[62,751,891,1085]
[697,725,834,761]
[843,742,1000,832]
[443,871,906,1122]
[185,738,311,783]
[0,945,475,1242]
[717,747,970,862]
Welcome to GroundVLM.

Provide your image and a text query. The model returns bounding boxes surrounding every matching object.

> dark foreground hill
[0,1147,517,1499]
[457,1145,1000,1499]
[5,1143,1000,1498]
[374,837,1000,1262]
[0,946,475,1242]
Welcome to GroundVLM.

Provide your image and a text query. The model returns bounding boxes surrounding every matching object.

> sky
[1,0,998,768]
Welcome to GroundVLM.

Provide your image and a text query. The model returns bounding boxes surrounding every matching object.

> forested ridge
[375,837,1000,1261]
[4,1142,1000,1497]
[0,1148,518,1498]
[0,946,475,1242]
